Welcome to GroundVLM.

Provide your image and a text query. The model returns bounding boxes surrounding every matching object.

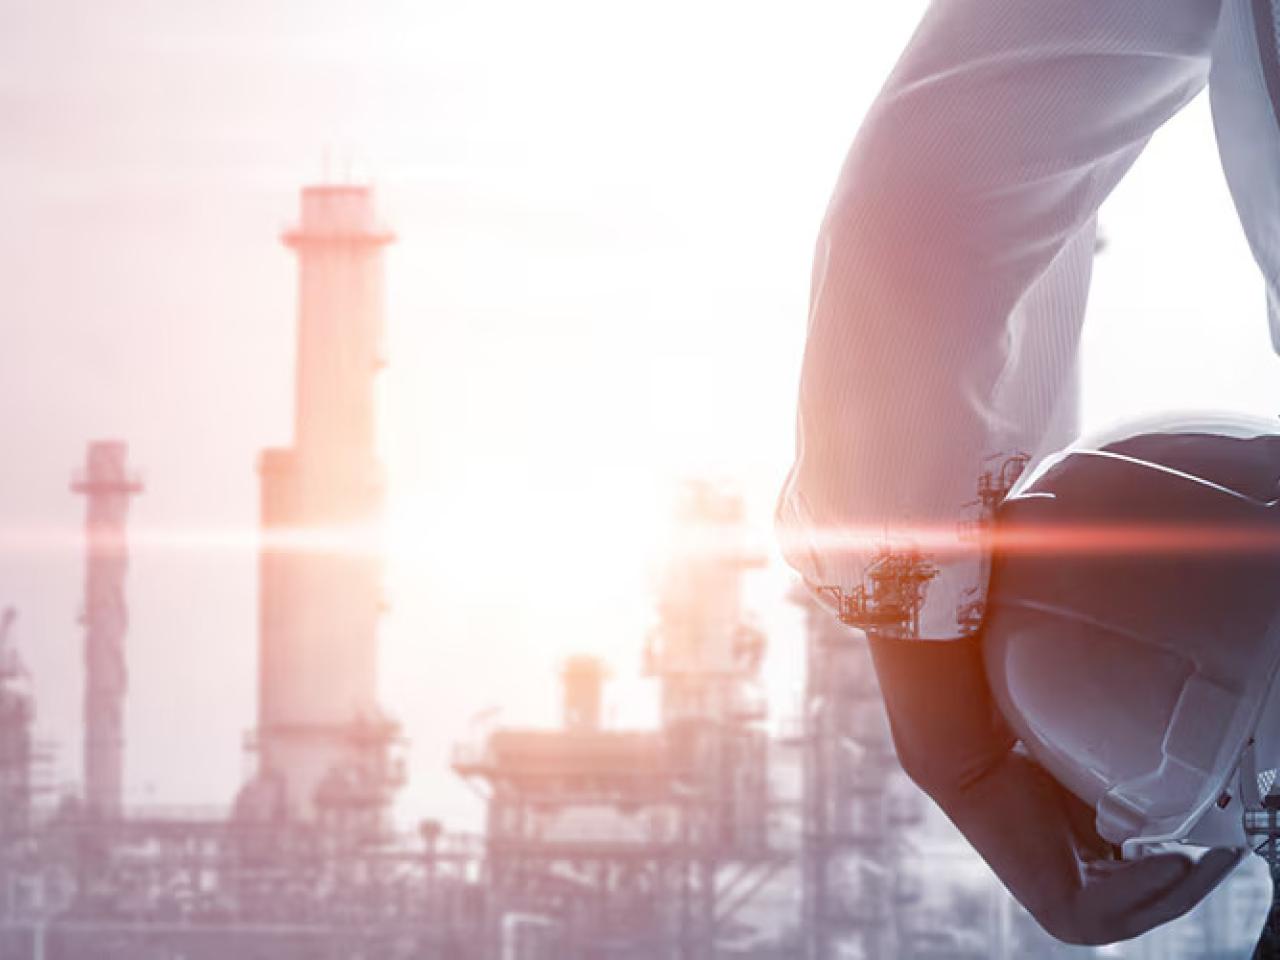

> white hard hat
[983,413,1280,853]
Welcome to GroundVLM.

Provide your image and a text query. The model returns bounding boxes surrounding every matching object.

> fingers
[1107,847,1245,942]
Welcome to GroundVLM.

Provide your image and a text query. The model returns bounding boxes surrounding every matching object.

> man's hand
[866,631,1243,945]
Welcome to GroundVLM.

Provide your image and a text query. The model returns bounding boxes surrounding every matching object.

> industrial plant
[0,184,1272,959]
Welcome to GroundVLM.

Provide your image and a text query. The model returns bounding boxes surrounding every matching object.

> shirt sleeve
[776,211,1088,641]
[770,0,1227,639]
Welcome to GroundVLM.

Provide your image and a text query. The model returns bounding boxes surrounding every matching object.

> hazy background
[2,0,1277,831]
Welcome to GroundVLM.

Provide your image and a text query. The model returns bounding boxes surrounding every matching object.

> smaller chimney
[72,441,142,820]
[561,656,607,732]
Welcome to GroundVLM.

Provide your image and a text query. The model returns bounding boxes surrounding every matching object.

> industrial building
[0,183,1274,959]
[453,482,789,958]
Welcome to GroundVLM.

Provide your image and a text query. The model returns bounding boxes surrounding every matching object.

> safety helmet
[983,412,1280,853]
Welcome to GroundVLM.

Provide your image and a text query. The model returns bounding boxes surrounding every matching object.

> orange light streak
[781,522,1280,559]
[0,524,386,556]
[4,520,1280,561]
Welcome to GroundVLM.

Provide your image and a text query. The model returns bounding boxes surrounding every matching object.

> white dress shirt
[777,0,1280,639]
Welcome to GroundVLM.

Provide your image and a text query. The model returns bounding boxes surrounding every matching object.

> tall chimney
[72,440,142,820]
[252,185,399,824]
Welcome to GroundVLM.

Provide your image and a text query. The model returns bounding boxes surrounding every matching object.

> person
[776,0,1279,944]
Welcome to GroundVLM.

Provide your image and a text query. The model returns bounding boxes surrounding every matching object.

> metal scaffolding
[790,584,924,960]
[451,483,788,959]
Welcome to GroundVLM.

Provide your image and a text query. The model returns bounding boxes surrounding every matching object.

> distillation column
[71,441,142,821]
[251,185,400,825]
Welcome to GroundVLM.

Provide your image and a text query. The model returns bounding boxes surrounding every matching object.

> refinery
[0,184,1274,960]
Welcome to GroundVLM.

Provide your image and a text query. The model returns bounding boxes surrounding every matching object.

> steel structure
[71,441,142,822]
[789,584,924,960]
[453,485,785,958]
[453,657,787,960]
[245,184,402,829]
[453,714,682,957]
[812,547,938,642]
[643,482,779,956]
[0,807,484,960]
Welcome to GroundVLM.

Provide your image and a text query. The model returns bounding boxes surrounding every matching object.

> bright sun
[384,456,668,629]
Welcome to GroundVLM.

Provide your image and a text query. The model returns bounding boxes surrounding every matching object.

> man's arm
[779,0,1256,943]
[867,632,1242,946]
[776,0,1220,644]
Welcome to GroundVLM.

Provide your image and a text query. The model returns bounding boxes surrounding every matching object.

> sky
[2,0,1280,833]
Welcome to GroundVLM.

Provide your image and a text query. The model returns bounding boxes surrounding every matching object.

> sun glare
[385,465,666,618]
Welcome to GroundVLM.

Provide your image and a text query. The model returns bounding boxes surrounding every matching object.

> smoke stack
[72,440,142,820]
[251,185,400,825]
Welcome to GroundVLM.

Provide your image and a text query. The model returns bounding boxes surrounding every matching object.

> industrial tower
[643,481,775,956]
[72,440,142,821]
[246,185,402,828]
[645,481,767,729]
